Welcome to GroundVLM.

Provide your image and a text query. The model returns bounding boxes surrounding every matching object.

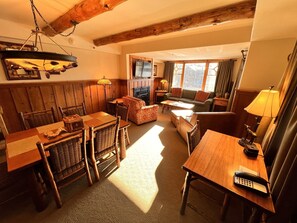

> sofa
[177,111,236,142]
[164,88,215,112]
[122,96,159,125]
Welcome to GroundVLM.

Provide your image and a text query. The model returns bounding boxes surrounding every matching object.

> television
[134,60,143,78]
[142,61,152,78]
[133,60,152,78]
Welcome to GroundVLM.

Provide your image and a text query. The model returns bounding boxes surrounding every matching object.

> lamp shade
[97,76,111,85]
[244,89,280,118]
[160,79,168,84]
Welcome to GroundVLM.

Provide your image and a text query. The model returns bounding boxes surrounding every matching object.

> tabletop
[6,112,129,172]
[183,130,275,214]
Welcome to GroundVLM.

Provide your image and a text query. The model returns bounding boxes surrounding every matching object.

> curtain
[214,60,234,98]
[163,61,175,92]
[262,42,297,223]
[227,51,247,111]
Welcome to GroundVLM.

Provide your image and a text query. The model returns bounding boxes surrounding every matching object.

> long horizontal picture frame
[0,41,41,80]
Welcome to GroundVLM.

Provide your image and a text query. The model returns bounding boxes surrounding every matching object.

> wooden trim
[93,1,256,46]
[42,0,127,36]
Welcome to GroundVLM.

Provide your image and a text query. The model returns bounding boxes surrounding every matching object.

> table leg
[162,104,165,113]
[247,208,263,223]
[26,167,49,212]
[180,172,192,215]
[220,193,230,220]
[120,128,126,159]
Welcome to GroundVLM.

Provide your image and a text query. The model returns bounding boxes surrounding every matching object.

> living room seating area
[164,88,215,112]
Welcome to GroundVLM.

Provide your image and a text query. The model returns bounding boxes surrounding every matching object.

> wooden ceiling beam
[42,0,127,37]
[93,0,256,46]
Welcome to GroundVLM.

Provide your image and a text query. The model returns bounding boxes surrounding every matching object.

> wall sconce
[239,86,280,147]
[97,76,112,111]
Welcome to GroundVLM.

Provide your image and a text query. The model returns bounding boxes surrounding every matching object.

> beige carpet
[0,109,243,223]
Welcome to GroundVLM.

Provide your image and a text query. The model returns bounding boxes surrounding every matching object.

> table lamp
[98,76,112,111]
[160,79,168,90]
[238,86,280,147]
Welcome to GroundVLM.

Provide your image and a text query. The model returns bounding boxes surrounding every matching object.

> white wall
[239,38,296,91]
[0,19,121,83]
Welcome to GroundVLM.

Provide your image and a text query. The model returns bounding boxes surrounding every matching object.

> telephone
[244,144,259,158]
[233,171,269,197]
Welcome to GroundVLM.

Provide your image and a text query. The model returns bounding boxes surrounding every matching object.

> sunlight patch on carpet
[108,124,165,213]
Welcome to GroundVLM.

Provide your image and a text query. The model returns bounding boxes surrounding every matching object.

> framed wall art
[0,41,41,80]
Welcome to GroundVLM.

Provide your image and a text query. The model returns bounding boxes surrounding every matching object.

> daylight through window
[172,61,219,92]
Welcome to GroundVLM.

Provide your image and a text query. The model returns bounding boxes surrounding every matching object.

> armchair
[122,96,159,125]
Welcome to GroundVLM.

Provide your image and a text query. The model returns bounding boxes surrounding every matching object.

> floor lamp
[97,76,112,111]
[238,86,280,147]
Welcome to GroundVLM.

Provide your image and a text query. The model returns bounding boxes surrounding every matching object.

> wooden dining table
[5,111,130,211]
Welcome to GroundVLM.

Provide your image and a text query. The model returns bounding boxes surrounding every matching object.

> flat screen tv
[134,60,143,78]
[142,61,152,78]
[133,60,152,78]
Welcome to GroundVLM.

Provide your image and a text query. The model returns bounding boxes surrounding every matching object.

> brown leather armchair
[178,112,236,142]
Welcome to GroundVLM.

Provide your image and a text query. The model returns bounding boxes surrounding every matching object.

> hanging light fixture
[0,0,78,79]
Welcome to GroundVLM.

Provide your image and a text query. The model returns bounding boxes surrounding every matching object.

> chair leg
[91,158,100,181]
[47,173,62,208]
[116,148,121,167]
[125,128,130,145]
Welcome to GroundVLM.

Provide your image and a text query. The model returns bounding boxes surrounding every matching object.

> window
[172,63,183,88]
[172,61,218,92]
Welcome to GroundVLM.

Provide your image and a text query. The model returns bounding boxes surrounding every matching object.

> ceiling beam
[42,0,127,37]
[93,0,256,46]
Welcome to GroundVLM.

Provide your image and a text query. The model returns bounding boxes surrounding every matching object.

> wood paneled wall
[0,79,122,133]
[231,89,259,137]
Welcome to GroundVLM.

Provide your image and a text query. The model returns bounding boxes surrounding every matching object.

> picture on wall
[0,41,41,80]
[154,65,157,76]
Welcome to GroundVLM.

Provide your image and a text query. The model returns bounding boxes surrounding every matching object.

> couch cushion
[194,91,210,102]
[182,89,196,100]
[171,88,182,97]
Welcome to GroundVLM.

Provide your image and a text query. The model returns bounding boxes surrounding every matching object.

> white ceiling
[0,0,296,61]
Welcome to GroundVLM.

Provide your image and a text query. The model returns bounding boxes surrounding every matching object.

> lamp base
[238,138,249,147]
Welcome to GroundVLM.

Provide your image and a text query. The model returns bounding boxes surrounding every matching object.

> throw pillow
[171,88,182,97]
[195,90,210,102]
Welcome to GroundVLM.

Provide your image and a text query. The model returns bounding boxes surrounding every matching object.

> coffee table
[161,100,194,113]
[170,110,193,127]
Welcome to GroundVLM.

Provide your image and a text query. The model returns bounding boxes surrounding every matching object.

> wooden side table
[212,97,228,111]
[155,90,167,103]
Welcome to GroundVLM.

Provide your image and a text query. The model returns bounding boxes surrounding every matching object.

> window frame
[172,60,220,91]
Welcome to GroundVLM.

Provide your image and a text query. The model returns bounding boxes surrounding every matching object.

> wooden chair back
[186,120,201,156]
[0,106,8,137]
[59,102,87,118]
[20,108,56,130]
[89,116,120,181]
[116,102,129,121]
[36,129,92,208]
[0,106,8,162]
[116,102,130,145]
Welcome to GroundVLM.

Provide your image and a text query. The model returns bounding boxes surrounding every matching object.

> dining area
[2,102,130,212]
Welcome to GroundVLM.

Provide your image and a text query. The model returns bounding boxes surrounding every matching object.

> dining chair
[20,107,56,130]
[185,120,229,220]
[89,116,120,181]
[186,120,201,156]
[36,129,93,208]
[59,102,87,118]
[116,102,130,145]
[0,106,8,162]
[181,120,201,193]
